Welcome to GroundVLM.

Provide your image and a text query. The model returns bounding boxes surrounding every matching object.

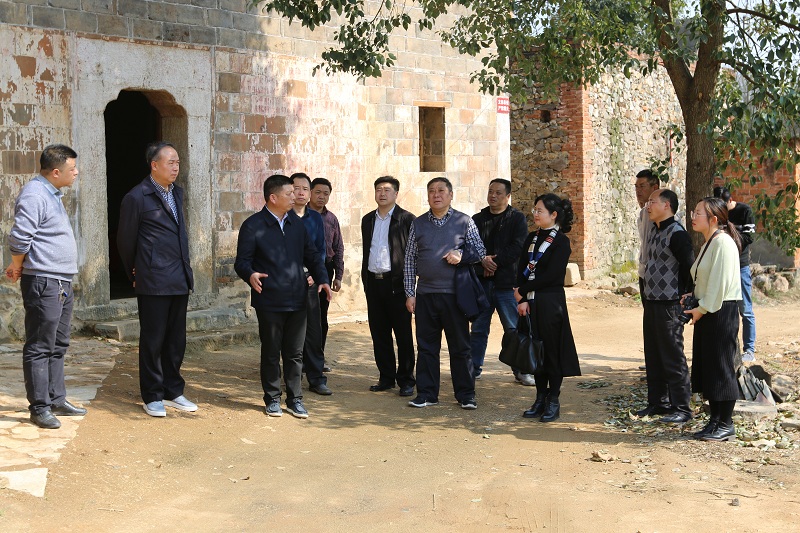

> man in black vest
[118,142,196,418]
[404,177,486,410]
[361,176,416,396]
[638,189,695,424]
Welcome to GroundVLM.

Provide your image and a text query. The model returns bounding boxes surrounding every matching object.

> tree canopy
[249,0,800,253]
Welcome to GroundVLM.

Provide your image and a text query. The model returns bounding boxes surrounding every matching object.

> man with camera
[638,189,695,424]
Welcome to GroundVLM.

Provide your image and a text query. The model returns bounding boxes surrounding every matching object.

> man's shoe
[265,399,283,417]
[540,397,560,422]
[460,398,477,410]
[369,382,395,392]
[634,405,671,417]
[164,395,198,412]
[30,411,61,429]
[692,418,719,440]
[523,393,548,419]
[408,396,438,408]
[517,373,536,386]
[701,422,736,442]
[51,400,87,416]
[398,386,414,397]
[310,383,333,396]
[143,401,167,417]
[659,412,691,424]
[286,399,309,419]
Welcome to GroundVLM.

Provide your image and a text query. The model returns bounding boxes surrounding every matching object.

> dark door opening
[105,90,161,300]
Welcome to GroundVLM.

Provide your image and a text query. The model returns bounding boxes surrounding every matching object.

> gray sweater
[8,176,78,281]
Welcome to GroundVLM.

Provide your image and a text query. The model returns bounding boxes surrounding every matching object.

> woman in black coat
[514,194,580,422]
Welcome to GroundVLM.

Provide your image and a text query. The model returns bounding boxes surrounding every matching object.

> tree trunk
[683,121,716,249]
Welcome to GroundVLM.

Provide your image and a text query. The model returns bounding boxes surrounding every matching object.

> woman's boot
[540,397,560,422]
[523,391,548,418]
[701,421,736,442]
[692,417,719,440]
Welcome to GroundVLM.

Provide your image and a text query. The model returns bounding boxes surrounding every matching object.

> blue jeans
[470,278,519,370]
[739,265,756,353]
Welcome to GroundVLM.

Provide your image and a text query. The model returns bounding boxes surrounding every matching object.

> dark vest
[413,210,470,295]
[644,221,685,300]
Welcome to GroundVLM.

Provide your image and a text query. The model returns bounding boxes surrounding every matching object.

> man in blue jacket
[118,142,196,418]
[235,175,332,418]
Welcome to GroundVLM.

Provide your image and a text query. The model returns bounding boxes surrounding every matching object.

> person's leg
[541,374,562,422]
[162,294,189,401]
[21,276,63,414]
[282,309,307,401]
[318,262,335,352]
[391,290,416,389]
[256,309,286,405]
[469,278,495,372]
[739,265,756,357]
[414,294,443,402]
[642,299,670,410]
[303,285,327,387]
[367,280,397,386]
[48,279,73,408]
[441,294,475,403]
[656,302,691,417]
[136,295,171,403]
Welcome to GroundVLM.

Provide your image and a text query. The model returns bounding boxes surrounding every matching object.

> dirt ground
[1,290,799,532]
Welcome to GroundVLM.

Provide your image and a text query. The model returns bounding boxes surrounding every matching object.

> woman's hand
[684,307,703,324]
[679,292,692,305]
[517,301,529,316]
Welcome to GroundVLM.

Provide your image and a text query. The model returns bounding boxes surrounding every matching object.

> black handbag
[499,313,544,375]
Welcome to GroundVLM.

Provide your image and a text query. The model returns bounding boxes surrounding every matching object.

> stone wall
[0,1,510,339]
[511,67,686,279]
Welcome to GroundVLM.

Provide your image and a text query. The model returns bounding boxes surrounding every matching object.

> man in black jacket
[118,142,196,418]
[235,175,331,419]
[361,176,417,396]
[470,179,529,381]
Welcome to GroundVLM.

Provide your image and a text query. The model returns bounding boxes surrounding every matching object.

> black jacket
[361,205,415,295]
[235,207,328,312]
[472,205,528,289]
[117,177,194,295]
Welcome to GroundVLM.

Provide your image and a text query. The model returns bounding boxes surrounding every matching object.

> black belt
[369,272,388,279]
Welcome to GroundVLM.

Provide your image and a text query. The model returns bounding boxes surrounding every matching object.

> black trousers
[303,284,327,387]
[642,299,691,415]
[318,261,335,354]
[415,293,474,403]
[365,274,416,388]
[137,294,189,404]
[256,309,306,404]
[21,275,73,415]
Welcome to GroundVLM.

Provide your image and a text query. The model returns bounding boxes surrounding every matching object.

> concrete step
[94,307,254,341]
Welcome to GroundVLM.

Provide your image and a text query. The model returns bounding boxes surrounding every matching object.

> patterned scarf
[523,226,559,300]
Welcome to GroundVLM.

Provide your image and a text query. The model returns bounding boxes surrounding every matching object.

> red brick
[244,114,266,133]
[265,116,286,134]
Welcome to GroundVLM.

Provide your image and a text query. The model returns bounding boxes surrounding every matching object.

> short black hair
[290,172,312,187]
[40,144,77,172]
[713,186,731,202]
[636,169,659,188]
[658,189,679,215]
[374,176,400,192]
[426,176,452,192]
[311,178,332,191]
[264,174,292,200]
[489,178,511,195]
[145,142,177,165]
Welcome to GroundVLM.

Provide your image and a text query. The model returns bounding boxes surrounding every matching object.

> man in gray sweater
[6,144,87,429]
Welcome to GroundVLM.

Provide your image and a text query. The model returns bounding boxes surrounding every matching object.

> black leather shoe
[52,400,87,416]
[701,421,736,442]
[398,386,414,397]
[692,418,719,440]
[310,383,333,395]
[635,405,671,417]
[659,412,691,424]
[523,394,547,419]
[540,397,560,422]
[369,383,395,392]
[30,411,61,429]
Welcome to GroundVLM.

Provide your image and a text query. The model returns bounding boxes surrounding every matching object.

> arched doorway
[105,89,189,300]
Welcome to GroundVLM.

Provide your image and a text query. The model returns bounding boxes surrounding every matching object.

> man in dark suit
[361,176,416,396]
[235,175,332,419]
[118,142,196,418]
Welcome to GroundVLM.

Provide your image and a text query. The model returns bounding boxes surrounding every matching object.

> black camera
[678,295,699,324]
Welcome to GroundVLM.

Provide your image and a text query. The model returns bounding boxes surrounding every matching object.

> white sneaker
[143,401,166,417]
[517,373,536,386]
[164,395,198,412]
[742,350,756,363]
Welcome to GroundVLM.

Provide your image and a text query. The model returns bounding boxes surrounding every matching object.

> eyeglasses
[690,211,708,219]
[645,199,662,206]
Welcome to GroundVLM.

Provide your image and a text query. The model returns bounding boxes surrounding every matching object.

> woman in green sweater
[682,197,742,442]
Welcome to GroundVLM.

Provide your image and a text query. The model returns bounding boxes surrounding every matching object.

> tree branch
[726,7,800,33]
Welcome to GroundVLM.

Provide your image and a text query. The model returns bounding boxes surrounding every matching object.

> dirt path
[1,292,799,532]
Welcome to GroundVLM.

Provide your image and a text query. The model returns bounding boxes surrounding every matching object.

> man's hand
[406,296,416,314]
[318,283,333,301]
[5,263,22,282]
[332,279,342,292]
[249,272,268,293]
[481,255,498,273]
[443,249,463,265]
[307,275,314,287]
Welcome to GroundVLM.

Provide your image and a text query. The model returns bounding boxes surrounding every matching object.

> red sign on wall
[496,97,510,114]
